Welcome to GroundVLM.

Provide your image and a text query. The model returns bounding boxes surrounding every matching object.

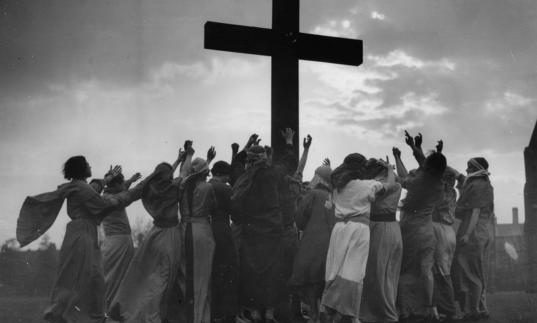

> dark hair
[364,158,387,180]
[63,156,89,180]
[211,161,231,176]
[331,153,367,192]
[424,152,447,180]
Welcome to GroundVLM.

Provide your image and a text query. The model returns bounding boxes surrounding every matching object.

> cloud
[371,11,386,21]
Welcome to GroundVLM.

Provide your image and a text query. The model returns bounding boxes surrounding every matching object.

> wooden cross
[204,0,362,159]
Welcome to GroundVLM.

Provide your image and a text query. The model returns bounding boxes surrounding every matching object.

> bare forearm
[296,147,309,175]
[395,157,408,179]
[464,208,480,237]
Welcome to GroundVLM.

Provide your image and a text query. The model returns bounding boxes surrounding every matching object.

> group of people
[16,128,494,323]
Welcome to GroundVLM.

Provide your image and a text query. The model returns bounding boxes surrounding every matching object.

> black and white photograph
[1,0,536,322]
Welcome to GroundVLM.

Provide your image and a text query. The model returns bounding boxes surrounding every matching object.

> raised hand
[130,172,142,182]
[255,138,262,145]
[177,148,186,162]
[246,134,259,148]
[414,133,423,148]
[183,140,194,155]
[436,140,443,153]
[231,143,240,154]
[280,128,295,145]
[404,130,415,147]
[207,146,216,161]
[392,147,401,159]
[104,165,122,184]
[303,135,312,149]
[323,158,331,167]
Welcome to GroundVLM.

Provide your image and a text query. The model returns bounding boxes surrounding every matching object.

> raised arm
[179,140,194,179]
[124,172,142,189]
[404,130,426,166]
[392,147,408,179]
[296,134,311,177]
[206,146,216,166]
[172,147,186,174]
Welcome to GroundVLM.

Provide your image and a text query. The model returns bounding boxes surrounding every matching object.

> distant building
[489,207,526,292]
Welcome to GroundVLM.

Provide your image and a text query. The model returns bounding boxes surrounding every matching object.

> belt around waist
[370,213,397,222]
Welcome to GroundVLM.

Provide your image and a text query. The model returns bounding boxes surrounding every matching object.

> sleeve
[370,181,385,201]
[295,191,315,230]
[458,180,493,210]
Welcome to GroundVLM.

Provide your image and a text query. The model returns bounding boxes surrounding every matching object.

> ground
[1,292,536,323]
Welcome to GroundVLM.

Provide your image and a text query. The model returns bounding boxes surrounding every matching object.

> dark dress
[231,163,287,309]
[209,178,239,319]
[288,184,334,289]
[398,169,443,318]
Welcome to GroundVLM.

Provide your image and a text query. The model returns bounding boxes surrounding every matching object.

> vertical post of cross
[271,0,300,158]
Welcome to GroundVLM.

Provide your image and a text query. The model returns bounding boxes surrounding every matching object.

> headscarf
[309,165,332,190]
[141,162,180,226]
[465,157,490,185]
[331,153,366,192]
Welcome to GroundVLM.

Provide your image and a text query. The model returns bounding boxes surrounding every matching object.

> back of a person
[65,180,103,225]
[241,166,283,235]
[333,178,381,221]
[208,179,232,223]
[102,193,131,236]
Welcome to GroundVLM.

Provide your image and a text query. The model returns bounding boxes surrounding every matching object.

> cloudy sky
[1,0,536,248]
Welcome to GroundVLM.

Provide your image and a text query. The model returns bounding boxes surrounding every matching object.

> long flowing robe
[360,183,402,323]
[321,179,384,319]
[231,164,287,310]
[432,185,458,317]
[101,187,135,310]
[208,178,239,320]
[17,180,141,323]
[288,184,335,317]
[452,176,494,316]
[179,181,216,323]
[109,169,183,323]
[397,170,443,318]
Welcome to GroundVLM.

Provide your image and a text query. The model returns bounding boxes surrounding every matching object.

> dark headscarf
[331,153,367,192]
[141,162,180,226]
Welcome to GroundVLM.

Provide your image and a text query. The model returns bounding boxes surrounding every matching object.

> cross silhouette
[205,0,362,159]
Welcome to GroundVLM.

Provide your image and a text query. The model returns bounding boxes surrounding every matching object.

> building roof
[496,223,524,237]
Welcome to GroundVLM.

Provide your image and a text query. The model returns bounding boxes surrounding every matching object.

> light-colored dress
[321,179,384,319]
[101,188,135,310]
[180,181,216,323]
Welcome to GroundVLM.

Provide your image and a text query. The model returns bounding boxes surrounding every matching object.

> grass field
[1,292,537,323]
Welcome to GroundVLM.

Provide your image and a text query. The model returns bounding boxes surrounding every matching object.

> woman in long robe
[209,161,239,323]
[231,145,288,323]
[452,157,494,321]
[321,154,395,323]
[395,151,446,321]
[360,159,403,323]
[179,157,216,323]
[16,156,142,323]
[109,147,192,323]
[101,172,141,309]
[431,169,458,320]
[288,165,334,323]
